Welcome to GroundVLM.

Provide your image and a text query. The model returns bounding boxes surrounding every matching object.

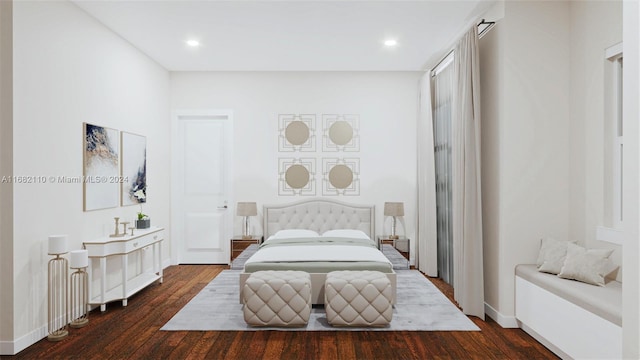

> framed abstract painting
[120,131,147,206]
[83,123,120,211]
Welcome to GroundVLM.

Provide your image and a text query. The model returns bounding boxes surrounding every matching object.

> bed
[239,198,397,305]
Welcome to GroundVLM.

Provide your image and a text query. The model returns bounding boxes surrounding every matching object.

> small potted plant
[133,189,150,229]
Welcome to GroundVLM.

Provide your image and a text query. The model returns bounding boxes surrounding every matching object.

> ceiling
[72,0,496,72]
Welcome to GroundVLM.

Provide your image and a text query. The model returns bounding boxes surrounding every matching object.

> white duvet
[244,244,392,265]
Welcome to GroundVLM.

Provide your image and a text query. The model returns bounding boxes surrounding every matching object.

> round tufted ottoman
[324,270,393,327]
[242,270,312,327]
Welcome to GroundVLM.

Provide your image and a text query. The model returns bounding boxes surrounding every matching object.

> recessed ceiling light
[384,39,398,47]
[186,39,200,47]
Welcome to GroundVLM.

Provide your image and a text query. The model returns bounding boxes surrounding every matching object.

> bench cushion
[516,264,621,326]
[242,270,311,327]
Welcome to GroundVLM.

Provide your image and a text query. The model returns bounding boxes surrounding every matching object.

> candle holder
[47,235,69,341]
[69,250,89,328]
[120,222,130,236]
[109,217,122,238]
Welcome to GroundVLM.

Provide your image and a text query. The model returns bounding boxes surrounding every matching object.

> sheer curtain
[431,56,455,283]
[416,73,438,277]
[451,25,484,319]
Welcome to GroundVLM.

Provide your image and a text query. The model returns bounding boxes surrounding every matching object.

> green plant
[134,189,148,220]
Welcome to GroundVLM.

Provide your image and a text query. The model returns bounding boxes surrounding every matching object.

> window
[431,52,454,284]
[607,44,623,230]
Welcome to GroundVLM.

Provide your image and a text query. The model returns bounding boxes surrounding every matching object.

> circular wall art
[279,114,316,152]
[322,114,359,152]
[322,158,360,196]
[328,121,353,146]
[285,121,310,146]
[328,164,353,189]
[285,164,310,189]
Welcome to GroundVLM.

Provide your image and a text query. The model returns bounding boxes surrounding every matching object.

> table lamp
[237,202,257,239]
[384,202,404,239]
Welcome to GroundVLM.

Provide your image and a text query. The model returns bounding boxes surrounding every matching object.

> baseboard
[2,260,173,356]
[162,258,171,269]
[0,323,47,356]
[520,323,569,359]
[484,302,519,328]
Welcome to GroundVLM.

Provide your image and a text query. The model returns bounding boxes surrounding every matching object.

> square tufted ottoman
[242,270,312,327]
[324,270,393,327]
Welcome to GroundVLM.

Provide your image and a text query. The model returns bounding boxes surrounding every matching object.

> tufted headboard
[263,198,375,239]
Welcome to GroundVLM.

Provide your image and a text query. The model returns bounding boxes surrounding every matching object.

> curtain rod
[430,18,496,76]
[477,19,496,38]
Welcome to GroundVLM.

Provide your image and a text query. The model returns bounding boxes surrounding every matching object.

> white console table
[83,227,164,311]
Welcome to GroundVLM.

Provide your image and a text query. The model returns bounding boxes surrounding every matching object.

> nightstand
[230,236,261,262]
[377,235,410,261]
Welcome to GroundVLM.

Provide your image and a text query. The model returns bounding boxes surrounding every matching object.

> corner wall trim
[484,302,519,328]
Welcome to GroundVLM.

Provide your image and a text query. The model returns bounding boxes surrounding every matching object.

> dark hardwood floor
[11,265,558,359]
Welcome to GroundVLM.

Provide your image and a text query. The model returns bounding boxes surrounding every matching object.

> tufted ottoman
[324,270,393,327]
[242,270,312,327]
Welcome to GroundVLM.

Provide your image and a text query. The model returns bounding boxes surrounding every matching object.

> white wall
[479,16,501,315]
[170,71,420,252]
[622,0,640,357]
[480,0,628,335]
[569,0,622,279]
[5,1,171,354]
[0,0,14,351]
[480,0,572,323]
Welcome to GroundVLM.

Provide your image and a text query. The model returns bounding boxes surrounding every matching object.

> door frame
[170,109,234,265]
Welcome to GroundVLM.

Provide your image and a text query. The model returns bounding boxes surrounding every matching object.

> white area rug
[161,270,479,331]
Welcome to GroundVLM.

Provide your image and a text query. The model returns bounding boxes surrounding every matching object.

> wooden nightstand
[230,236,261,262]
[377,235,410,261]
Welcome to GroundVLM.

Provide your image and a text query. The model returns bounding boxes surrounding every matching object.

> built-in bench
[515,264,622,359]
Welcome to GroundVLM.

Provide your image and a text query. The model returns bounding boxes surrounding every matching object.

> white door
[172,110,233,264]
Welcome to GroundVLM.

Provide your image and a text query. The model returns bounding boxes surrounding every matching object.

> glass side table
[377,235,410,264]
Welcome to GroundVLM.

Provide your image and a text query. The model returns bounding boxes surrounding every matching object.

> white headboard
[263,198,375,239]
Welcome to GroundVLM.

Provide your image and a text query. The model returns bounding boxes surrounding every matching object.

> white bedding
[244,244,392,265]
[243,199,394,305]
[266,229,320,241]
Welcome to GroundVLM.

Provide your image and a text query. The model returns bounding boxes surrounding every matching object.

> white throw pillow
[536,237,573,274]
[322,229,370,240]
[558,243,615,286]
[269,229,319,240]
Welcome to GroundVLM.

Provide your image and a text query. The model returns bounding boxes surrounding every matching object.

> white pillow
[558,243,615,286]
[322,229,370,240]
[269,229,319,240]
[536,237,573,274]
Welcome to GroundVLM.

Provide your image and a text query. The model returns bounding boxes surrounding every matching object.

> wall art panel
[278,157,316,196]
[278,114,316,152]
[83,122,120,211]
[322,114,360,152]
[121,131,147,206]
[322,157,360,196]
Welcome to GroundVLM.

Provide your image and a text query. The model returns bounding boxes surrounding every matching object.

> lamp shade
[69,250,88,269]
[237,202,257,216]
[48,235,69,255]
[384,202,404,217]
